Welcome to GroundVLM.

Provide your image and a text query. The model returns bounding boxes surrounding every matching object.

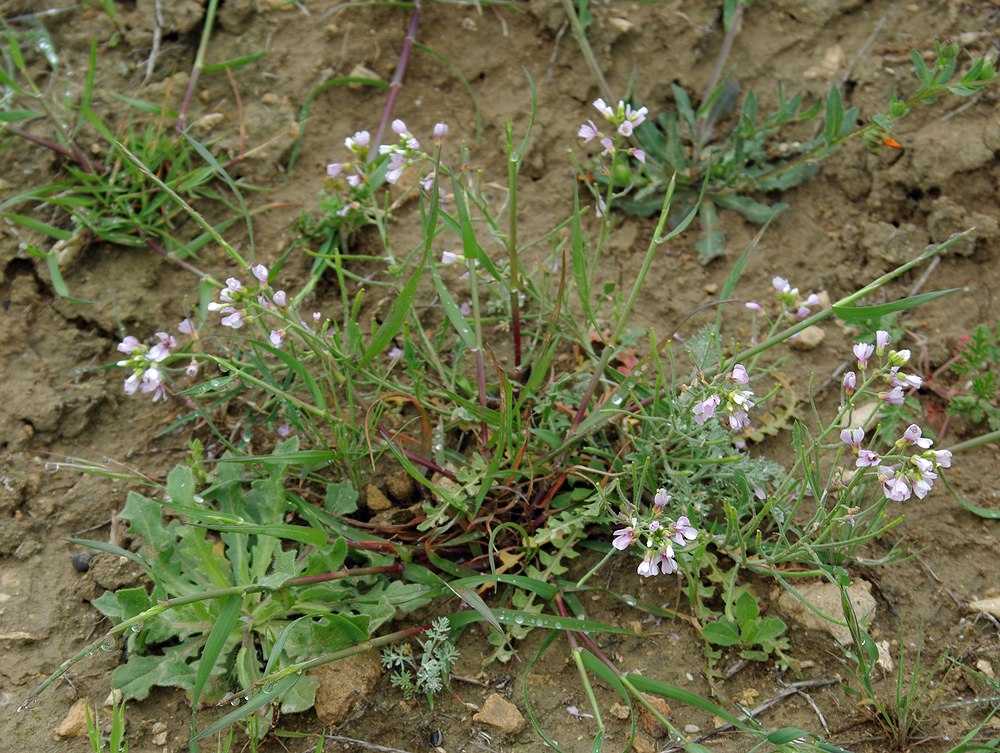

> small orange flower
[882,135,902,149]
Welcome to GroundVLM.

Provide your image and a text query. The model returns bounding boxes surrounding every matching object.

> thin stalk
[370,0,421,155]
[176,0,220,133]
[733,228,973,364]
[944,427,1000,454]
[505,119,523,368]
[695,0,745,148]
[559,0,613,104]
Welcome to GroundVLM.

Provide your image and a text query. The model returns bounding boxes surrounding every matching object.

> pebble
[103,689,122,708]
[472,693,525,734]
[150,721,168,746]
[610,702,630,720]
[311,651,382,725]
[789,325,825,350]
[55,698,88,738]
[638,694,671,737]
[684,723,701,734]
[192,112,226,133]
[364,484,393,512]
[71,551,97,573]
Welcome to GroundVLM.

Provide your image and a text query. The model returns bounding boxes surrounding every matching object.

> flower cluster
[840,424,952,502]
[116,319,198,402]
[843,329,923,407]
[578,98,647,163]
[376,119,447,185]
[612,487,698,578]
[207,264,287,347]
[770,276,821,320]
[691,363,755,431]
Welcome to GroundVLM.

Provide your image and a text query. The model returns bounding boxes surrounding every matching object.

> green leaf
[192,595,242,708]
[833,288,960,325]
[713,194,788,224]
[279,673,318,714]
[258,547,299,589]
[733,591,759,628]
[324,481,358,515]
[578,649,629,701]
[167,465,197,507]
[1,213,72,240]
[753,617,788,646]
[823,85,844,145]
[202,50,266,72]
[702,619,741,647]
[768,727,815,744]
[625,673,748,730]
[430,262,476,349]
[64,538,150,572]
[112,649,198,700]
[197,522,326,547]
[120,492,176,553]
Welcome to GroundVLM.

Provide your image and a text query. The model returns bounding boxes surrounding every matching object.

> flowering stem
[732,229,972,366]
[505,119,523,369]
[370,0,421,156]
[944,428,1000,454]
[176,0,219,134]
[559,0,613,104]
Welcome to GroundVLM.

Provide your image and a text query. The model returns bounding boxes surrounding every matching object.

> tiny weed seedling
[381,617,460,708]
[948,318,1000,431]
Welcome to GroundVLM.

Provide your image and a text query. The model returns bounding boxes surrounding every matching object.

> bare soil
[2,1,999,752]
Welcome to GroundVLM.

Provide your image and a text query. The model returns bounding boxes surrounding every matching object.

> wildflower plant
[568,4,999,263]
[19,51,998,753]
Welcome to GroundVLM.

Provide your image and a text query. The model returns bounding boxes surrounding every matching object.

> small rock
[969,597,1000,619]
[876,639,894,673]
[789,325,825,350]
[261,92,279,106]
[192,112,226,133]
[610,702,630,720]
[684,723,701,734]
[385,471,417,504]
[150,721,168,746]
[310,651,382,725]
[89,553,146,592]
[976,659,995,679]
[103,689,122,708]
[777,579,876,645]
[348,64,381,89]
[71,551,97,573]
[473,693,525,734]
[632,734,655,753]
[638,694,672,738]
[364,484,393,512]
[55,698,89,738]
[607,17,634,33]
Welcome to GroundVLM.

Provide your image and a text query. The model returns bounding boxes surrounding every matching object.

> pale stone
[310,651,382,726]
[610,702,630,720]
[55,698,89,738]
[777,580,876,645]
[365,484,393,511]
[789,325,825,350]
[473,693,525,734]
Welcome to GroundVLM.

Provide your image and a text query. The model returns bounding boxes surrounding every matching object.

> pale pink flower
[745,301,763,313]
[327,162,343,178]
[670,516,698,545]
[433,122,448,145]
[875,330,891,355]
[843,371,857,395]
[879,386,905,405]
[692,394,721,425]
[840,427,864,452]
[902,424,933,449]
[117,335,141,354]
[857,449,881,468]
[273,290,287,308]
[854,342,874,369]
[185,361,199,377]
[178,318,196,335]
[252,264,269,284]
[612,519,639,550]
[578,119,600,143]
[653,488,671,509]
[730,363,749,385]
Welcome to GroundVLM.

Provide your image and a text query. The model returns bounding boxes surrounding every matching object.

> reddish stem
[370,0,421,157]
[285,564,403,586]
